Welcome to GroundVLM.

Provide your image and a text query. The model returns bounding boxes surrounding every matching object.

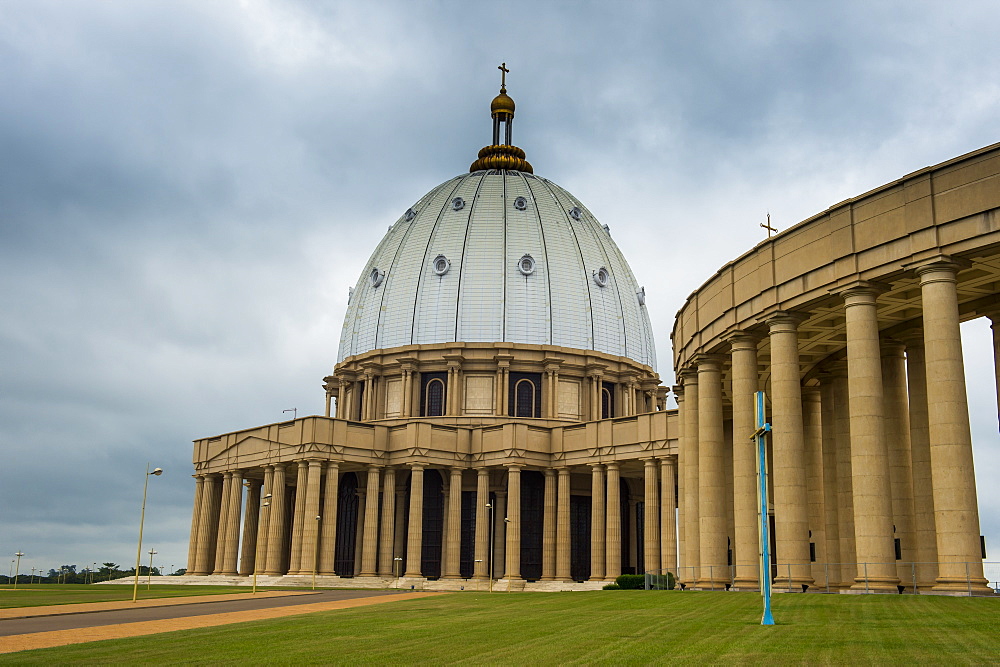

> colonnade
[675,258,992,594]
[186,458,679,583]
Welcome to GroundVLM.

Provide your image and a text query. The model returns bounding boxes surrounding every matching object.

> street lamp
[13,552,24,590]
[394,557,403,587]
[30,567,36,585]
[91,562,97,585]
[252,494,272,595]
[132,464,163,603]
[147,549,157,589]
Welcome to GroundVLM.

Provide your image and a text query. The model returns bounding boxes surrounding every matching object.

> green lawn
[0,584,302,609]
[4,590,998,664]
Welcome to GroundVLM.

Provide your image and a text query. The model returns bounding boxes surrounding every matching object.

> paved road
[0,590,403,637]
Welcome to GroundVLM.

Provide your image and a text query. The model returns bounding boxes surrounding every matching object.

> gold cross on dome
[499,62,509,89]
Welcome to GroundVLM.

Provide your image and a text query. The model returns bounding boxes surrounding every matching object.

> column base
[931,577,994,596]
[693,578,730,591]
[772,577,815,593]
[731,577,760,591]
[848,577,900,593]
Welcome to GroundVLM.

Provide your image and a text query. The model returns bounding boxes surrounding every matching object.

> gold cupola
[470,63,533,173]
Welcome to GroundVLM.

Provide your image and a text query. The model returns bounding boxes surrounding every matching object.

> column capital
[676,367,698,384]
[831,280,889,304]
[671,384,684,399]
[543,468,557,478]
[409,463,425,471]
[880,338,906,357]
[590,462,605,471]
[902,254,970,281]
[722,329,762,349]
[760,309,808,331]
[641,457,659,467]
[692,353,726,370]
[476,467,490,476]
[605,461,620,471]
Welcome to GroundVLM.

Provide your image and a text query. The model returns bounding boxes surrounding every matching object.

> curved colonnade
[671,142,1000,594]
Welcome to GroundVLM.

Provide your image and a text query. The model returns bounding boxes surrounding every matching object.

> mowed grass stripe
[1,591,997,664]
[0,585,307,609]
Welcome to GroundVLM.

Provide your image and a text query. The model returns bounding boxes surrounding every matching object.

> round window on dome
[451,197,465,211]
[513,196,528,211]
[433,254,451,276]
[592,267,609,287]
[518,254,536,276]
[404,208,416,222]
[370,267,385,288]
[568,206,582,221]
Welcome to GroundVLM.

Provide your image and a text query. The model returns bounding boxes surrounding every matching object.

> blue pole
[755,391,775,626]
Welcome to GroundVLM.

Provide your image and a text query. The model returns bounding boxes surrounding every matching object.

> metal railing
[645,562,1000,596]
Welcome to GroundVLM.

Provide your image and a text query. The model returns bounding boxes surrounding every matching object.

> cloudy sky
[2,0,999,577]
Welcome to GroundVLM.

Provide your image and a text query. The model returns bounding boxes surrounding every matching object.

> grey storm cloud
[1,0,999,573]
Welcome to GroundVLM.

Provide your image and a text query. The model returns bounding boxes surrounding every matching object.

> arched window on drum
[601,382,616,420]
[508,372,542,418]
[420,373,448,417]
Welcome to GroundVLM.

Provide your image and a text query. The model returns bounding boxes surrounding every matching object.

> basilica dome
[337,77,656,370]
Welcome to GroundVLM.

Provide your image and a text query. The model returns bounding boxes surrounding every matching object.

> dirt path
[0,591,446,654]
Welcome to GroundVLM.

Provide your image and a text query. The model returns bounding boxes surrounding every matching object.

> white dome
[337,170,657,369]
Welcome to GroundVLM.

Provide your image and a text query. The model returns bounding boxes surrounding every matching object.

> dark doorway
[421,469,444,578]
[636,501,645,574]
[460,490,477,578]
[520,471,545,580]
[620,479,631,574]
[570,495,592,581]
[334,472,359,576]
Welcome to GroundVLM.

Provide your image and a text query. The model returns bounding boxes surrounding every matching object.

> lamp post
[485,502,494,593]
[147,549,157,589]
[394,557,403,587]
[252,494,272,595]
[30,567,36,585]
[132,463,163,603]
[13,552,24,590]
[91,562,97,585]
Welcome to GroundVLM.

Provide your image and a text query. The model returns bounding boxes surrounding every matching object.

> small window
[370,267,385,288]
[513,196,528,211]
[603,224,611,235]
[514,379,536,418]
[568,206,582,221]
[637,286,646,306]
[404,208,416,222]
[601,387,612,419]
[347,286,354,304]
[592,267,609,287]
[433,254,450,276]
[518,254,536,276]
[451,197,465,211]
[422,376,447,417]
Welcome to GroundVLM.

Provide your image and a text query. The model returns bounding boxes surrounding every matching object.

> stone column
[802,387,826,584]
[288,461,309,575]
[680,370,700,585]
[300,461,324,577]
[590,372,603,420]
[404,464,424,577]
[401,367,413,418]
[913,260,990,593]
[728,333,760,589]
[192,474,221,575]
[643,458,660,575]
[239,478,262,576]
[492,489,507,578]
[660,457,677,575]
[264,465,288,575]
[444,467,463,578]
[989,314,1000,430]
[881,339,917,582]
[841,285,898,591]
[212,472,233,575]
[556,467,572,580]
[256,466,274,575]
[186,475,205,575]
[318,463,339,575]
[393,487,407,573]
[817,374,841,589]
[832,368,856,585]
[505,465,522,580]
[359,465,381,576]
[590,464,605,581]
[766,313,813,590]
[673,385,685,575]
[542,469,557,580]
[218,470,244,576]
[696,355,728,589]
[901,331,938,588]
[474,469,490,579]
[605,462,622,580]
[378,467,397,576]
